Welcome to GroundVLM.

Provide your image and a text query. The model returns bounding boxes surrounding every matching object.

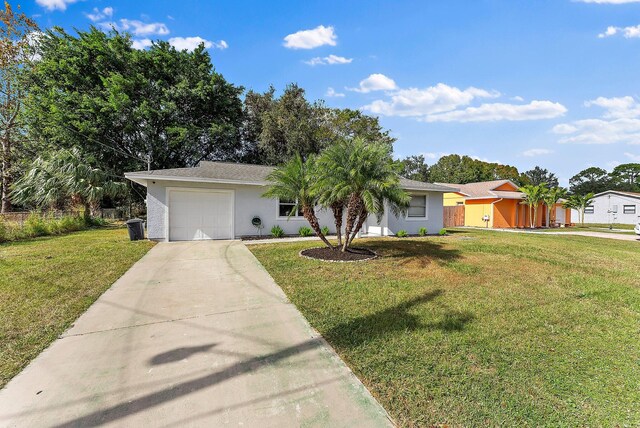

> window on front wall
[584,205,594,214]
[278,199,304,217]
[623,205,636,214]
[408,195,427,217]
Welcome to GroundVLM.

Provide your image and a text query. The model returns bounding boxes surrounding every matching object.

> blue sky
[25,0,640,184]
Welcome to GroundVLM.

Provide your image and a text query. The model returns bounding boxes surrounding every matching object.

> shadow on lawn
[365,239,462,262]
[324,290,475,349]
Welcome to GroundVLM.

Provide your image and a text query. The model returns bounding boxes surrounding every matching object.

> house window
[623,205,636,214]
[584,205,594,214]
[278,199,303,218]
[408,195,427,218]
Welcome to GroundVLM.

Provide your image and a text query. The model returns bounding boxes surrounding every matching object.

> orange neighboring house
[439,179,571,228]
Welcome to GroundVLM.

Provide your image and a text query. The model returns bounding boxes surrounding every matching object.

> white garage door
[168,189,233,241]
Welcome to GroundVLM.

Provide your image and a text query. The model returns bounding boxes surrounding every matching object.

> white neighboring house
[571,190,640,225]
[125,161,457,241]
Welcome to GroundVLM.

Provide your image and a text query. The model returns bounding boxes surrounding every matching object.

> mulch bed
[300,246,377,262]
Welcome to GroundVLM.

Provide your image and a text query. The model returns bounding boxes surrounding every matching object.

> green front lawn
[0,227,155,387]
[249,232,640,427]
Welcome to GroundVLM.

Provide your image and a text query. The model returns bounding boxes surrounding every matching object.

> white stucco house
[571,190,640,225]
[125,161,456,241]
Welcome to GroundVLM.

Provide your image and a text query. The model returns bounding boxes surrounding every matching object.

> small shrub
[271,225,284,238]
[24,213,49,237]
[418,227,428,236]
[321,225,330,236]
[298,226,313,237]
[59,215,86,232]
[396,229,408,237]
[439,228,448,236]
[0,218,7,243]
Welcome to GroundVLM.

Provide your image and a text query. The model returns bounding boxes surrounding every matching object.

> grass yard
[0,227,154,388]
[249,231,640,427]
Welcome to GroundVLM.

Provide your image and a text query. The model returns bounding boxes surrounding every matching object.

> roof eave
[123,173,268,187]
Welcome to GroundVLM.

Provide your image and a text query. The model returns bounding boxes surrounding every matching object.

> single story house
[439,179,571,228]
[125,161,456,241]
[572,190,640,225]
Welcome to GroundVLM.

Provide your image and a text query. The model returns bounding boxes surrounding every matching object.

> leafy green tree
[24,27,244,177]
[610,163,640,192]
[0,2,38,212]
[315,138,409,252]
[569,167,609,195]
[524,166,559,188]
[318,108,395,150]
[519,183,548,228]
[542,187,566,227]
[257,84,325,165]
[400,155,430,182]
[428,154,522,184]
[263,153,333,248]
[563,193,595,226]
[11,147,126,219]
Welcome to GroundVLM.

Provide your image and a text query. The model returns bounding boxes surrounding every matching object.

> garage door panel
[168,190,233,241]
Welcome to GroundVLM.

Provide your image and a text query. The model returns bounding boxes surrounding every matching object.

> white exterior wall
[145,180,447,240]
[386,191,444,235]
[571,193,640,225]
[146,180,337,240]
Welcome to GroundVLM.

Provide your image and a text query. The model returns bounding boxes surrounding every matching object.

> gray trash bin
[126,218,145,241]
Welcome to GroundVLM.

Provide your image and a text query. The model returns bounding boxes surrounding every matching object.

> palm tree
[519,183,548,228]
[315,138,409,252]
[263,153,333,248]
[563,193,595,226]
[542,187,567,227]
[12,147,125,219]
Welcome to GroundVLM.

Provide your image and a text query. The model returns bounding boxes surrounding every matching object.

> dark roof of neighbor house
[593,190,640,200]
[436,179,523,200]
[125,161,457,192]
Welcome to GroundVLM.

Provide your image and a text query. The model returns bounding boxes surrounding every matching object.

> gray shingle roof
[126,161,456,192]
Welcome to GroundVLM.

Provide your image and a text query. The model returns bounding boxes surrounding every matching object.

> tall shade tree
[0,2,38,212]
[563,193,595,226]
[12,147,126,219]
[428,154,522,185]
[400,154,430,182]
[263,153,333,248]
[569,167,610,195]
[523,166,559,188]
[24,28,244,178]
[315,138,409,252]
[542,187,567,227]
[610,163,640,192]
[519,183,548,228]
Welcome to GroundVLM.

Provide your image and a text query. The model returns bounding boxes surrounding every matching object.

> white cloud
[305,54,352,66]
[325,87,345,98]
[364,82,499,116]
[425,100,567,123]
[523,148,554,157]
[511,96,525,102]
[100,19,169,36]
[283,25,337,49]
[167,37,226,51]
[624,152,640,161]
[131,38,153,50]
[35,0,78,11]
[598,24,640,38]
[554,96,640,145]
[85,7,113,22]
[349,73,397,93]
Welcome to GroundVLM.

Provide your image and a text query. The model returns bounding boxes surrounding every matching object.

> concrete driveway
[0,241,393,427]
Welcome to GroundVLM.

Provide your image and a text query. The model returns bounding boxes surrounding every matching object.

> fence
[444,205,465,227]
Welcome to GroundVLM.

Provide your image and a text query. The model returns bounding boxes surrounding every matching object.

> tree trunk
[331,201,343,248]
[342,193,361,252]
[1,133,12,213]
[302,205,333,249]
[348,206,368,247]
[83,201,91,222]
[532,205,538,228]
